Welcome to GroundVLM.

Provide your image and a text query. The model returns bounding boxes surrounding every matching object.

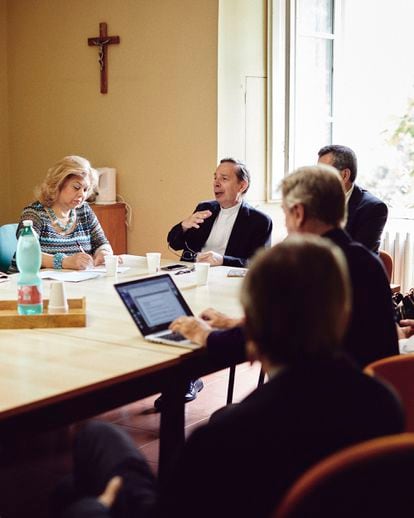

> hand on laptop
[170,316,212,346]
[200,308,243,329]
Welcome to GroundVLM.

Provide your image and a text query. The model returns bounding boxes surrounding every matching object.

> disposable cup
[104,254,118,279]
[48,281,68,314]
[146,253,161,274]
[195,262,210,286]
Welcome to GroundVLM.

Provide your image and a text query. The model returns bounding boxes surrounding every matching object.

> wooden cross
[88,22,120,94]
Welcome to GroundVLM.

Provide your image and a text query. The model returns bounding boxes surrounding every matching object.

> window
[269,0,414,214]
[269,0,337,198]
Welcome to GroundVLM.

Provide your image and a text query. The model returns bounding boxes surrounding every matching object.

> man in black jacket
[164,157,272,406]
[318,144,388,253]
[167,157,272,268]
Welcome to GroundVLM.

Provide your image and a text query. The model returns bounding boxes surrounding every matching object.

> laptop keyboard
[161,331,186,342]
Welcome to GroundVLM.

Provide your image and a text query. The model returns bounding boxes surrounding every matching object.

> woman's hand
[93,249,111,266]
[63,253,93,270]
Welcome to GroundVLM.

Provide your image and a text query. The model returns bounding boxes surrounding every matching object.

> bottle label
[18,285,42,305]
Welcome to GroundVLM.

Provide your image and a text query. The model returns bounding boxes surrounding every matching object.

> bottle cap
[22,220,33,227]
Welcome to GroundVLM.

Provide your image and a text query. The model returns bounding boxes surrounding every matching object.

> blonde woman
[9,155,112,272]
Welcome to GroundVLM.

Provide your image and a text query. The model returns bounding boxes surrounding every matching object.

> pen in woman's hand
[77,241,86,254]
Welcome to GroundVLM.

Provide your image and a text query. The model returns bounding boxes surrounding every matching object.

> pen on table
[174,266,195,275]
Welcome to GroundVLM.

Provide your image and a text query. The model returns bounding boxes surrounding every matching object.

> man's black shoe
[154,379,204,411]
[184,378,204,402]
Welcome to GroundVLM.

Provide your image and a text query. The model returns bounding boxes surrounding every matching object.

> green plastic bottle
[16,220,43,315]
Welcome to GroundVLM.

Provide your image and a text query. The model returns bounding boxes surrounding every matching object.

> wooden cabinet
[90,203,127,255]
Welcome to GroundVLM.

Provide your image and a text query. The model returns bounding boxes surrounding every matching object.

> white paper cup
[104,254,118,278]
[195,262,210,286]
[146,252,161,274]
[48,281,68,314]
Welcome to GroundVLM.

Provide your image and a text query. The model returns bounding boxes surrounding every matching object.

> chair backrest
[273,433,414,518]
[379,248,393,281]
[0,223,18,273]
[364,354,414,432]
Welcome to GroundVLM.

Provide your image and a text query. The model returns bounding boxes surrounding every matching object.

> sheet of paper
[119,254,147,268]
[40,271,103,282]
[85,265,130,274]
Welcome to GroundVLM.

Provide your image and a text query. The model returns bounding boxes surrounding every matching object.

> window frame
[267,0,340,201]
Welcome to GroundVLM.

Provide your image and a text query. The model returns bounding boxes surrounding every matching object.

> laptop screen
[114,274,193,336]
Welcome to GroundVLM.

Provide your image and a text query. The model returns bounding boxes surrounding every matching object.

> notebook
[114,274,199,349]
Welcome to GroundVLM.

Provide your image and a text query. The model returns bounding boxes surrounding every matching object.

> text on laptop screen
[129,278,185,327]
[115,274,193,336]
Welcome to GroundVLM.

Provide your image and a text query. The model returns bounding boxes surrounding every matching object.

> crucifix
[88,22,120,94]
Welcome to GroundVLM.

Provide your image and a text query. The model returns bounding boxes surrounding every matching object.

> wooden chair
[379,248,400,293]
[0,223,18,273]
[364,354,414,432]
[273,433,414,518]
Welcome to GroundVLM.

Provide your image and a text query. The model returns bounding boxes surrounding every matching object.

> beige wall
[218,0,266,194]
[0,0,11,221]
[218,0,286,243]
[3,0,218,255]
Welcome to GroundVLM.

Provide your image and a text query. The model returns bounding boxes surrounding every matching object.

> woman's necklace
[47,207,75,232]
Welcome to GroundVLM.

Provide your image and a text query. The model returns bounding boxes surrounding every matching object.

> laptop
[114,273,199,349]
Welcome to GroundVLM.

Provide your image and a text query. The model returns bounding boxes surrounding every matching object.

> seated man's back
[346,184,388,253]
[159,358,403,518]
[324,228,399,367]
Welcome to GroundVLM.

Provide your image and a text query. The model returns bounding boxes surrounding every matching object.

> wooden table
[0,259,244,476]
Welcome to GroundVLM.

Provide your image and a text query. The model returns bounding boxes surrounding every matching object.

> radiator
[381,230,413,293]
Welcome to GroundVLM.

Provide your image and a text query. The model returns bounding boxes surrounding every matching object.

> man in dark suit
[58,236,404,518]
[167,157,272,267]
[172,165,399,370]
[318,144,388,253]
[163,157,272,407]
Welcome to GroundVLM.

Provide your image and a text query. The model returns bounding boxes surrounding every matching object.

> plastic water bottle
[16,220,43,315]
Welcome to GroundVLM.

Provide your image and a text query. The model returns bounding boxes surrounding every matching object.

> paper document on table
[40,271,103,282]
[85,266,130,274]
[172,271,197,289]
[119,254,147,268]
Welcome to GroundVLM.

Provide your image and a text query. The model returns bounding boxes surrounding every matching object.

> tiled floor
[1,361,262,518]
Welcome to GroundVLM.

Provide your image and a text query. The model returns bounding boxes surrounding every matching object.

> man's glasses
[168,243,198,262]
